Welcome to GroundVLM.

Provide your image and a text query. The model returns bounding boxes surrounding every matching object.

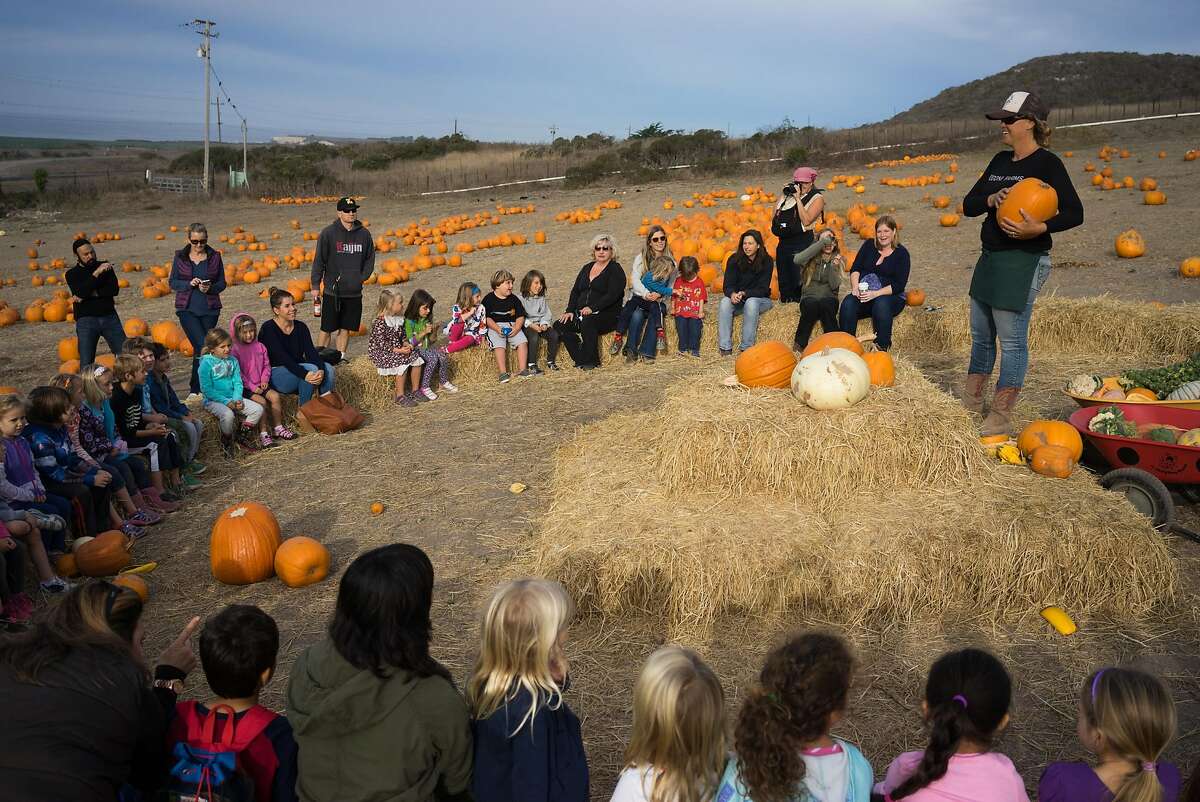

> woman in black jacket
[718,229,775,355]
[0,582,198,802]
[554,234,626,370]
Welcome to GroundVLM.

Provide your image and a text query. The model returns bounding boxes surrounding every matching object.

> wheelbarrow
[1068,403,1200,542]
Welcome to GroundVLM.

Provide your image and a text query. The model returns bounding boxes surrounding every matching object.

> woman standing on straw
[962,91,1082,436]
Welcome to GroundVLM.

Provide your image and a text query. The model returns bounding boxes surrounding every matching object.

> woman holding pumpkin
[169,223,227,398]
[837,216,909,352]
[0,582,199,802]
[555,234,627,370]
[962,91,1083,436]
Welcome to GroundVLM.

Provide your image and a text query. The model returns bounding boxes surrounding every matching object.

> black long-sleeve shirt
[723,253,774,300]
[564,261,625,316]
[962,147,1083,253]
[259,319,322,380]
[66,259,120,318]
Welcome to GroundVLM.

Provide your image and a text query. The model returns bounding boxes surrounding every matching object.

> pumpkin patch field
[2,119,1200,792]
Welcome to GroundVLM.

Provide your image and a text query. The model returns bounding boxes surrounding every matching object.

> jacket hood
[287,638,421,738]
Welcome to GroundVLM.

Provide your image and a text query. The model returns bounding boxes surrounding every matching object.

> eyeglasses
[649,236,666,243]
[190,238,207,245]
[594,245,612,251]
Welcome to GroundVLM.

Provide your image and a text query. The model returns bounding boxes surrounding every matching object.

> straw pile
[695,296,1200,358]
[526,357,1178,640]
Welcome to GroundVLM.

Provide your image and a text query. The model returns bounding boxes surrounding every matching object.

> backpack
[163,702,278,802]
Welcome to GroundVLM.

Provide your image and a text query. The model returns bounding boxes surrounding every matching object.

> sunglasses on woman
[594,245,612,251]
[649,236,666,243]
[190,238,207,245]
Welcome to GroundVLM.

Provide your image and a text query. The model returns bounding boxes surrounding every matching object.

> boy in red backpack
[166,604,298,802]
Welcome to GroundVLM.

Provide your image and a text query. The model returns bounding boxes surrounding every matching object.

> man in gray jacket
[311,197,375,355]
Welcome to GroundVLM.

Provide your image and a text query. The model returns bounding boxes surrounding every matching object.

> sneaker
[413,392,430,403]
[527,365,544,375]
[181,473,201,490]
[656,331,667,352]
[640,354,656,363]
[120,521,147,540]
[395,394,418,408]
[498,373,511,384]
[27,510,65,532]
[608,336,623,356]
[259,431,276,449]
[624,350,638,364]
[129,509,162,526]
[546,360,561,371]
[719,348,733,357]
[421,387,438,401]
[188,460,207,476]
[440,381,459,393]
[40,576,73,594]
[274,425,298,440]
[517,368,536,378]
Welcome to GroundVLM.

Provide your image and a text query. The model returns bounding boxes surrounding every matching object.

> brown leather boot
[963,373,989,414]
[980,386,1021,437]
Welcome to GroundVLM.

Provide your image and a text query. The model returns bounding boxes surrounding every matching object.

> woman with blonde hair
[468,578,588,802]
[610,645,727,802]
[1039,667,1181,802]
[555,234,626,370]
[837,215,910,352]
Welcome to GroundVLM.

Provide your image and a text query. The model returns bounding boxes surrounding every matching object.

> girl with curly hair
[716,631,872,802]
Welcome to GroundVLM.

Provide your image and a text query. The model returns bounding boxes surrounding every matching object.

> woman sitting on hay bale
[838,215,909,352]
[962,90,1083,437]
[259,287,336,406]
[555,234,626,371]
[718,229,775,356]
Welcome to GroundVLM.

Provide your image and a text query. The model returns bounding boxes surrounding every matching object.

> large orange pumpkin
[124,318,149,337]
[801,331,865,360]
[1143,191,1167,205]
[210,502,282,585]
[1115,229,1145,259]
[274,536,331,588]
[1030,445,1074,479]
[1017,420,1083,462]
[735,340,797,389]
[997,178,1058,224]
[57,336,80,363]
[862,351,895,387]
[75,530,133,576]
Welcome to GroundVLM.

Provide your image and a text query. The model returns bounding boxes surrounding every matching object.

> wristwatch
[154,679,184,694]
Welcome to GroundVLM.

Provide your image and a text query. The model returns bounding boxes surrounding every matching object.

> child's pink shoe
[273,425,297,440]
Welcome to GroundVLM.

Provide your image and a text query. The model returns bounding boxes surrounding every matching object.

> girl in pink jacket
[230,313,296,446]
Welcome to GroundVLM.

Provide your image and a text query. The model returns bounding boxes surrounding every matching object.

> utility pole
[453,118,458,136]
[549,124,557,142]
[189,19,218,195]
[241,119,248,175]
[215,96,223,143]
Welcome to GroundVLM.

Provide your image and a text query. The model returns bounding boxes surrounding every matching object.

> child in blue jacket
[199,329,265,455]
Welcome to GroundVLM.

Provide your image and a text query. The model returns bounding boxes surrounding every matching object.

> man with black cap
[66,237,126,365]
[311,196,375,355]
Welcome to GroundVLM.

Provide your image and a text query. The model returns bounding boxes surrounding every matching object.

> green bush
[32,168,48,193]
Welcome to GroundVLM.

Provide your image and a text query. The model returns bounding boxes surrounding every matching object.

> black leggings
[794,296,839,348]
[43,478,109,538]
[556,307,619,368]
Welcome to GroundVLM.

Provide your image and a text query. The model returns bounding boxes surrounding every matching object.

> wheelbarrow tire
[1100,468,1175,529]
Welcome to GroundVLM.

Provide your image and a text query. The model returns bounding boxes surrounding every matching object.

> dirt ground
[2,118,1200,795]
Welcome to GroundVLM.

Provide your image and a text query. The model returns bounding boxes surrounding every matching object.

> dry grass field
[2,118,1199,795]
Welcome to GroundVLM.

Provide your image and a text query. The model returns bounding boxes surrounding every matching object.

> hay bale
[526,360,1178,640]
[446,331,622,379]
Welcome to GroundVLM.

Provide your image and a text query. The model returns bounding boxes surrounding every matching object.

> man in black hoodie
[311,197,375,354]
[66,237,126,366]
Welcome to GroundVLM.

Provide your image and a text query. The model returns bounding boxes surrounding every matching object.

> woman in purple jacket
[168,223,226,396]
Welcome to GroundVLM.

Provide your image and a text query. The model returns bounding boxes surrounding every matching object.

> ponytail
[1084,668,1176,802]
[891,700,966,799]
[735,689,805,802]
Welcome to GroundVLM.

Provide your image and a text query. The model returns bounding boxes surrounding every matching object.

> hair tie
[952,694,969,708]
[1142,761,1156,773]
[93,366,107,377]
[1091,669,1107,706]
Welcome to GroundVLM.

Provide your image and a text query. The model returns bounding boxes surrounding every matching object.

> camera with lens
[782,182,798,196]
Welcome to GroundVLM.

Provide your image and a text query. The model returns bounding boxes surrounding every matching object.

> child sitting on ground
[166,603,298,802]
[404,289,456,399]
[611,645,727,802]
[468,578,588,802]
[518,270,561,373]
[111,355,185,496]
[718,630,873,802]
[671,256,707,358]
[874,648,1027,802]
[481,271,530,383]
[146,343,207,468]
[0,393,72,539]
[444,282,487,353]
[199,330,267,455]
[229,314,296,445]
[367,289,425,408]
[1039,667,1181,802]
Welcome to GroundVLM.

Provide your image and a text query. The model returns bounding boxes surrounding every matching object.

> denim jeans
[177,310,219,394]
[625,301,661,358]
[675,316,702,355]
[76,314,126,367]
[838,294,905,350]
[968,255,1051,388]
[270,363,335,405]
[718,296,773,351]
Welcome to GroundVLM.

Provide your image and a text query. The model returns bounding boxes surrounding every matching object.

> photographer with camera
[771,166,825,303]
[169,223,227,397]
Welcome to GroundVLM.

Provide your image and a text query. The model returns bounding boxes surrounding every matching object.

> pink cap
[793,166,818,183]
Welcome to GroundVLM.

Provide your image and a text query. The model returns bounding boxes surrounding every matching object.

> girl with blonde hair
[366,288,424,407]
[610,645,726,802]
[1039,667,1181,802]
[468,578,588,802]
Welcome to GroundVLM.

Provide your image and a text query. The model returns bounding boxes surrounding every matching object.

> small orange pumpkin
[370,502,384,515]
[1143,191,1167,205]
[1115,229,1146,259]
[274,536,331,588]
[939,213,960,227]
[113,574,150,603]
[1181,257,1200,278]
[906,288,926,307]
[1030,444,1075,479]
[1018,420,1083,462]
[862,351,895,387]
[801,331,865,360]
[75,530,133,576]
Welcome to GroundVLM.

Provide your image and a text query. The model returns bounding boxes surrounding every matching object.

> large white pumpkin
[791,347,872,409]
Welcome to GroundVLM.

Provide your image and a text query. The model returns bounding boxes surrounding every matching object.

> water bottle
[313,296,322,318]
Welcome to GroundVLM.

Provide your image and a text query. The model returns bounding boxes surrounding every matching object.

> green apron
[969,249,1046,312]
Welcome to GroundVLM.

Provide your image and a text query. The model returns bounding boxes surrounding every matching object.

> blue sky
[1,0,1196,143]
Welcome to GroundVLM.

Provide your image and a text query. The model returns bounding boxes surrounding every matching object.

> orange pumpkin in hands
[998,178,1058,224]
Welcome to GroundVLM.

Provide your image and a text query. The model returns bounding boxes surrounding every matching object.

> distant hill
[886,52,1200,124]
